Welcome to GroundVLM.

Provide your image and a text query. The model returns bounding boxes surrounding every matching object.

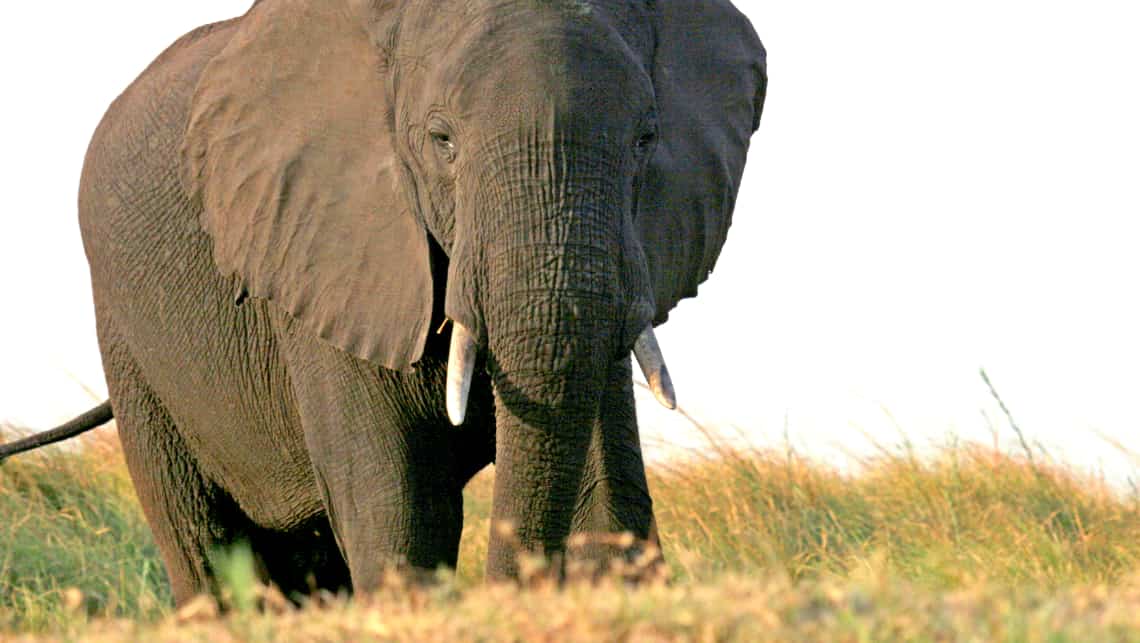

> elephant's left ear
[182,0,432,371]
[638,0,767,323]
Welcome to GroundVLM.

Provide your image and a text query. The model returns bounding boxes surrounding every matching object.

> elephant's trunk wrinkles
[483,280,619,579]
[447,322,675,425]
[445,144,668,579]
[480,194,629,578]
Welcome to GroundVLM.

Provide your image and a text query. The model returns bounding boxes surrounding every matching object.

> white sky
[2,2,1138,481]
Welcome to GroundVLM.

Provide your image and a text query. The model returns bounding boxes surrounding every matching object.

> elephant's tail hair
[0,401,114,463]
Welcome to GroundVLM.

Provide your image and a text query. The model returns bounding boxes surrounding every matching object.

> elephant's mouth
[444,321,676,426]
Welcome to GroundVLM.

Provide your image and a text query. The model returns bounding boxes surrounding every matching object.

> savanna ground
[5,402,1140,641]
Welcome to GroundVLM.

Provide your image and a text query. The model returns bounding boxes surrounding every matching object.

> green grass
[5,420,1140,640]
[0,427,169,631]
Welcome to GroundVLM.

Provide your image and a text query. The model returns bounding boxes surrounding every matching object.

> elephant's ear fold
[638,0,767,323]
[182,0,432,371]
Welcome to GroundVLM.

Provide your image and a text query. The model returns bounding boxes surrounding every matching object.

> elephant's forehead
[391,0,656,146]
[398,0,648,82]
[447,16,651,111]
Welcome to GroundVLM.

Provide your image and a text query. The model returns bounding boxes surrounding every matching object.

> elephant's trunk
[448,322,673,427]
[482,278,621,579]
[445,144,663,580]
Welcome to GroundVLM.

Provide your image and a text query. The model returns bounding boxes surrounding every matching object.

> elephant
[2,0,766,605]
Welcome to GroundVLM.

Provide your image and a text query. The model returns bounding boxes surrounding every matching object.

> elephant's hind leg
[98,320,247,606]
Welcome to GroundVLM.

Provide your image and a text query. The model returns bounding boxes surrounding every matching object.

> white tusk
[632,325,677,410]
[446,322,478,426]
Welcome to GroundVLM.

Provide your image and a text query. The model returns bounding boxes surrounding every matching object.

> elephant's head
[183,0,765,578]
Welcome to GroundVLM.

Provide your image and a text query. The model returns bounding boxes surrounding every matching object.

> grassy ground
[4,421,1140,640]
[0,427,169,630]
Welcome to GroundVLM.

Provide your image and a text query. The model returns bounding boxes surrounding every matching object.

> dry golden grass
[5,418,1140,640]
[651,440,1140,588]
[17,570,1140,641]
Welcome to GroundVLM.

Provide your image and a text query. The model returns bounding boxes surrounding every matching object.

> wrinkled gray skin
[78,0,765,604]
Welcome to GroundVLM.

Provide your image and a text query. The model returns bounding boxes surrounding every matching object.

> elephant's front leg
[568,357,660,579]
[276,317,464,590]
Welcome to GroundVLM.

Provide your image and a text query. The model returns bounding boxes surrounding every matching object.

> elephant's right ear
[182,0,433,371]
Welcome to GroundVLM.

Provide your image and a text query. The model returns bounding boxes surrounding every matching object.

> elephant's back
[79,19,323,530]
[78,19,237,274]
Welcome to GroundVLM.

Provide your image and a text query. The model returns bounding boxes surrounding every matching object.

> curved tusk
[632,325,677,410]
[446,321,478,426]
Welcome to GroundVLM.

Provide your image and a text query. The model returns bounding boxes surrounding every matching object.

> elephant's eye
[430,130,456,163]
[634,130,657,153]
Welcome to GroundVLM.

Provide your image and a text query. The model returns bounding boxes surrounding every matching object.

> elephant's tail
[0,401,114,463]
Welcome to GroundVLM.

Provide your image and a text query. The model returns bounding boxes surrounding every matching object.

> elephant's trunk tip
[633,326,677,410]
[446,321,478,425]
